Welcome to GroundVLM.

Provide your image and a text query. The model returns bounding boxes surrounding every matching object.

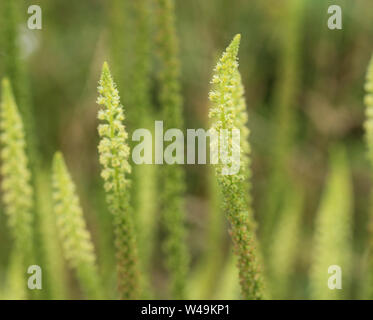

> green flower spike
[208,34,264,300]
[363,54,373,299]
[155,0,189,299]
[310,148,352,300]
[97,62,140,299]
[364,55,373,167]
[0,78,34,267]
[52,152,102,299]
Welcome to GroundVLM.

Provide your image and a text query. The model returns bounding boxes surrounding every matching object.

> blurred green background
[0,0,372,299]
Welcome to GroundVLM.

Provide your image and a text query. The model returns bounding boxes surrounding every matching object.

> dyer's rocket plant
[0,0,36,165]
[97,62,140,299]
[131,0,157,298]
[363,54,373,298]
[0,79,34,272]
[364,55,373,169]
[36,170,67,299]
[208,34,264,300]
[309,148,352,300]
[52,152,102,299]
[109,0,157,297]
[1,0,63,300]
[155,0,189,299]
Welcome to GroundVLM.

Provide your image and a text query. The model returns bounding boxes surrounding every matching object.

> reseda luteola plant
[131,0,158,299]
[97,62,140,299]
[52,152,102,299]
[0,79,34,279]
[208,34,264,300]
[0,0,36,163]
[309,148,352,300]
[36,169,67,299]
[1,0,66,300]
[364,55,373,169]
[155,0,189,299]
[363,54,373,298]
[109,0,157,298]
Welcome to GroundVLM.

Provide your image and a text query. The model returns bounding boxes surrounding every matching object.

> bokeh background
[0,0,373,299]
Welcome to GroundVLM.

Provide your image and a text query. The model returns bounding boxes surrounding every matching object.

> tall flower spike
[0,0,37,167]
[97,62,140,299]
[155,0,189,299]
[110,0,157,298]
[208,35,265,300]
[364,55,373,166]
[363,54,373,298]
[1,0,64,300]
[36,170,68,299]
[0,78,34,267]
[52,152,102,299]
[309,147,352,300]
